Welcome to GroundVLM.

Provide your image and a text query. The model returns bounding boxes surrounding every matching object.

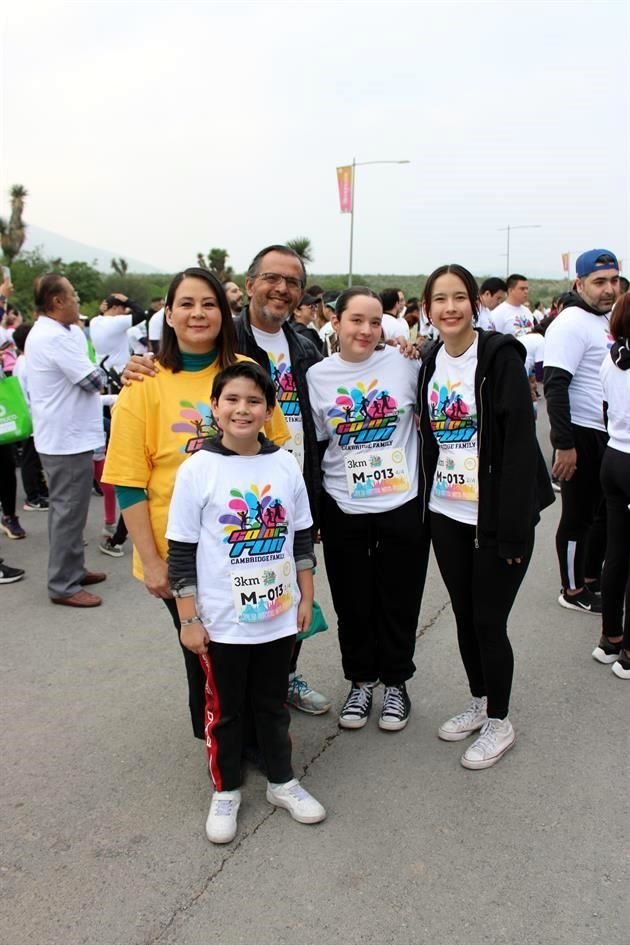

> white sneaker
[266,778,326,824]
[205,789,241,844]
[438,696,488,741]
[461,717,515,770]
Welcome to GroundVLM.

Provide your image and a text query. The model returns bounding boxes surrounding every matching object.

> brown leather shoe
[51,590,102,607]
[80,571,107,586]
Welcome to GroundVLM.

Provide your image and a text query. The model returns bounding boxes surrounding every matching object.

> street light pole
[346,158,410,287]
[498,224,542,277]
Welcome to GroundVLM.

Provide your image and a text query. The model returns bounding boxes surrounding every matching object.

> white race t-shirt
[382,312,410,341]
[89,314,134,372]
[166,447,312,644]
[492,302,535,337]
[307,345,420,514]
[600,353,630,453]
[24,316,105,455]
[428,337,479,526]
[127,322,149,355]
[148,308,164,343]
[519,332,545,376]
[477,306,496,331]
[544,305,612,431]
[252,325,305,470]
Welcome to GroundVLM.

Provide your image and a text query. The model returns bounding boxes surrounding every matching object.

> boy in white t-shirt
[166,361,326,844]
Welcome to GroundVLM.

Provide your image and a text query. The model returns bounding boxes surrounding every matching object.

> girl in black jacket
[417,264,553,770]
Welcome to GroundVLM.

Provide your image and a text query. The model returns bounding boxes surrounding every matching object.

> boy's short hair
[211,361,276,409]
[12,323,32,352]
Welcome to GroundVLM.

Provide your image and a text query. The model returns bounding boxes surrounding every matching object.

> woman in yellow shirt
[103,267,288,737]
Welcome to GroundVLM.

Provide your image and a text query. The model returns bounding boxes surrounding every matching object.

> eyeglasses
[255,272,304,291]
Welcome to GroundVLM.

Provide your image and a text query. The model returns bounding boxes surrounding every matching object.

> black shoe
[558,587,602,614]
[0,559,25,584]
[592,636,622,664]
[379,682,411,731]
[338,681,377,729]
[584,578,601,596]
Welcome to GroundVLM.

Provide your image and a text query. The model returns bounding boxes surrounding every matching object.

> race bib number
[434,449,478,502]
[230,558,295,624]
[344,446,410,499]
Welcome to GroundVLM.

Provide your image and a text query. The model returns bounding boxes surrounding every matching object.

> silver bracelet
[180,616,202,627]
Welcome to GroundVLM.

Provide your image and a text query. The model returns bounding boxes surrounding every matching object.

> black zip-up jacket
[417,329,555,559]
[234,306,322,527]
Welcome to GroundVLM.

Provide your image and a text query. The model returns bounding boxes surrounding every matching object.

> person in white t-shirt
[492,274,535,336]
[417,264,553,770]
[89,293,147,374]
[307,287,430,733]
[148,306,164,354]
[477,277,507,331]
[544,248,621,613]
[380,287,410,341]
[166,361,325,843]
[593,294,630,678]
[25,274,108,607]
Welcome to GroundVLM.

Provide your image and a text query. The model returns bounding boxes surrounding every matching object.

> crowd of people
[0,245,627,846]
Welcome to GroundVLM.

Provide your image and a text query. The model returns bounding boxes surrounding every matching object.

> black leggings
[0,443,17,517]
[430,511,534,719]
[556,425,607,590]
[600,447,630,648]
[320,491,430,685]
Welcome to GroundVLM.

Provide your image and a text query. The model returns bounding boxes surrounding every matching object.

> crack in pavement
[144,603,450,945]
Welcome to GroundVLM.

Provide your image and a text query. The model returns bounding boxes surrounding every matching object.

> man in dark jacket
[234,245,330,715]
[544,249,620,613]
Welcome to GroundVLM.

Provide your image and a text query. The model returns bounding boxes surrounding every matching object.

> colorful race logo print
[219,483,288,559]
[429,380,477,443]
[327,379,401,446]
[268,351,301,417]
[171,400,219,453]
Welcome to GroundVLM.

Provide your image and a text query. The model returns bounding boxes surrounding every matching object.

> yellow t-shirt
[102,356,290,580]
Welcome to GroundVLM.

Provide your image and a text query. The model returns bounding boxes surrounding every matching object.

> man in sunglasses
[544,249,621,614]
[234,245,331,715]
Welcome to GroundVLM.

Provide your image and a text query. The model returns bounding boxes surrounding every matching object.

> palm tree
[111,257,128,276]
[0,184,28,263]
[287,236,314,265]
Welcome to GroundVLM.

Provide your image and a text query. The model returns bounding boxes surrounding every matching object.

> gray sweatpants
[39,450,94,599]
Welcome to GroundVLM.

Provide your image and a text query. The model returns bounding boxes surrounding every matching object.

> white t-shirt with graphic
[600,354,630,453]
[428,337,479,526]
[166,447,312,644]
[543,305,612,432]
[381,313,410,342]
[307,345,419,514]
[89,314,134,372]
[252,325,305,470]
[492,302,535,337]
[477,306,496,331]
[24,316,105,455]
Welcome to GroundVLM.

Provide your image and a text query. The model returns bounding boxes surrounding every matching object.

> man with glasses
[234,245,331,714]
[25,274,108,606]
[544,249,621,614]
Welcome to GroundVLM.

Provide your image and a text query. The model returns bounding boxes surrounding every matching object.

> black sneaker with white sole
[558,587,602,614]
[592,636,622,664]
[612,653,630,680]
[0,559,25,584]
[379,682,411,731]
[338,682,377,729]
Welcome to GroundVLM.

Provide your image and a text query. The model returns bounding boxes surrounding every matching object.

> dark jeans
[0,443,17,517]
[320,491,430,685]
[163,597,206,739]
[430,511,534,719]
[600,447,630,648]
[199,635,296,791]
[556,425,607,590]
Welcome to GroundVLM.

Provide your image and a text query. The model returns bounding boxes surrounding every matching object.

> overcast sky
[2,0,629,278]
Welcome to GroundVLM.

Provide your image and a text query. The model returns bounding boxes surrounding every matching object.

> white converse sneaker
[461,717,515,770]
[266,779,326,824]
[438,696,488,741]
[205,789,241,843]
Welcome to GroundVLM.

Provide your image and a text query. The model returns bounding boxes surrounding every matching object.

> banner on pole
[336,165,353,214]
[561,252,570,273]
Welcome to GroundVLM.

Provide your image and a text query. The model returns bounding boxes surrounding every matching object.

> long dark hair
[159,267,237,372]
[422,265,480,323]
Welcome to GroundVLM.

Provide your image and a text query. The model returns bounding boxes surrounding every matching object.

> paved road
[2,409,627,945]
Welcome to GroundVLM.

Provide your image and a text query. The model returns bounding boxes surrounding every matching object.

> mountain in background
[23,224,161,274]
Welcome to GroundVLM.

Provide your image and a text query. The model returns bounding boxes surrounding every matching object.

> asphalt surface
[1,405,628,945]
